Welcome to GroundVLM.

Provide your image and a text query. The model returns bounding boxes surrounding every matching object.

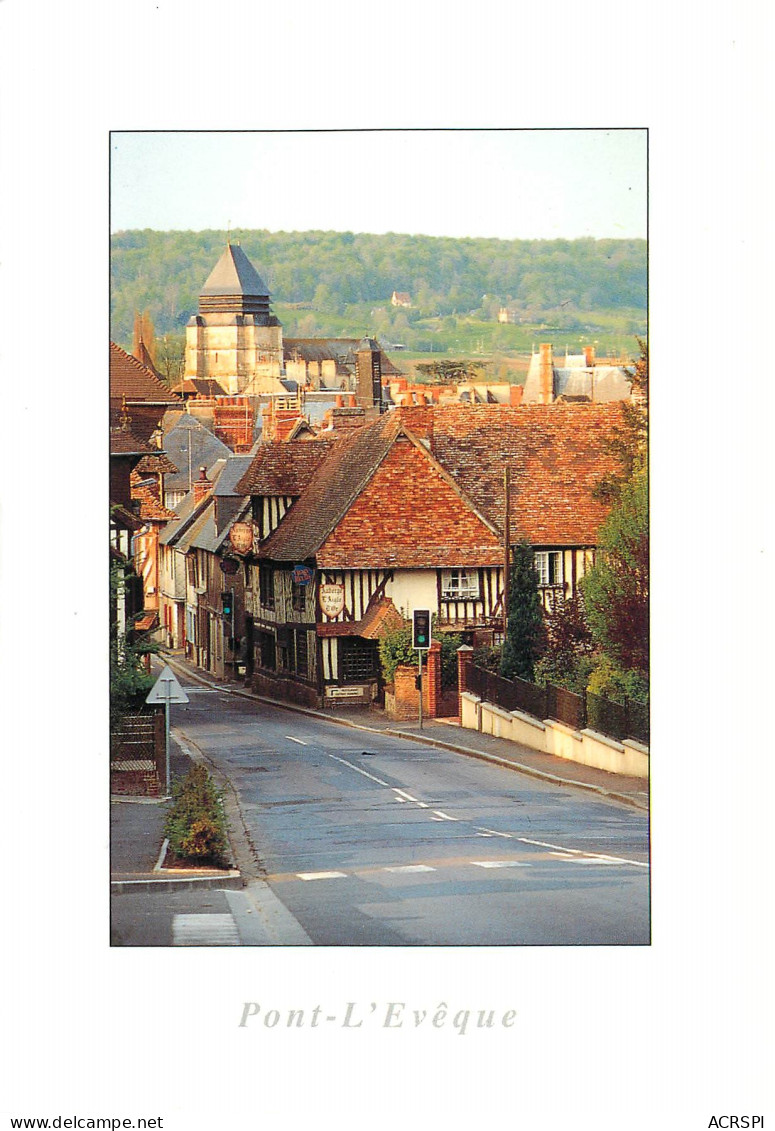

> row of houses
[110,243,634,715]
[144,399,621,710]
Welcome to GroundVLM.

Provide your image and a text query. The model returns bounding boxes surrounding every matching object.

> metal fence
[466,663,649,745]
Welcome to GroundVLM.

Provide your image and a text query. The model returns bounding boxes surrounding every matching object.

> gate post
[425,640,442,719]
[456,645,474,724]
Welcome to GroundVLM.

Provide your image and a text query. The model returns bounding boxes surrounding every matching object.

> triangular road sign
[146,664,190,705]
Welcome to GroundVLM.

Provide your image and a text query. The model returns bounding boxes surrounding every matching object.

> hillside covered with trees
[110,228,646,363]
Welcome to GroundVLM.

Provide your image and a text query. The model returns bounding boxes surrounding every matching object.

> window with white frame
[441,568,480,600]
[533,550,563,586]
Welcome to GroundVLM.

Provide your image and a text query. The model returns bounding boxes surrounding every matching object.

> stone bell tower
[184,243,284,394]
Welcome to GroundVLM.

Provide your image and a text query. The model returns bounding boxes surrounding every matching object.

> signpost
[145,664,189,795]
[412,609,431,729]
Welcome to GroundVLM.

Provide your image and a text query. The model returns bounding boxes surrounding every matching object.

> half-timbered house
[235,403,621,708]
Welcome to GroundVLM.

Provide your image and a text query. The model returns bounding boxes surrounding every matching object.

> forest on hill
[110,228,647,363]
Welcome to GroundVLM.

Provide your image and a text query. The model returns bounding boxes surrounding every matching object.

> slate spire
[198,243,272,317]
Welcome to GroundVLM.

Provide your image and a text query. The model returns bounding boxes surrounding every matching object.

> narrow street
[162,675,649,946]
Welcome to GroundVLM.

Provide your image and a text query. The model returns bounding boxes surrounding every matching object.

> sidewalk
[161,652,650,812]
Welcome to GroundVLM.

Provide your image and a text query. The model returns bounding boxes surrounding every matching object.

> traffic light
[221,590,234,618]
[412,608,431,650]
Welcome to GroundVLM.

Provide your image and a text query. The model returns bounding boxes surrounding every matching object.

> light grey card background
[1,1,770,1128]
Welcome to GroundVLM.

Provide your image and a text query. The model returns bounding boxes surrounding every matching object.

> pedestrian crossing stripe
[297,871,347,881]
[274,853,647,884]
[172,913,240,945]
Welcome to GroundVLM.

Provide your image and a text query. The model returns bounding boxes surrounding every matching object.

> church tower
[184,243,284,394]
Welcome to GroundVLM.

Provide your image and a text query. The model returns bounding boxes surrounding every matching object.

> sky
[110,129,647,241]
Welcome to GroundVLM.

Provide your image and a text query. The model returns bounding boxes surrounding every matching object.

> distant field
[275,302,646,372]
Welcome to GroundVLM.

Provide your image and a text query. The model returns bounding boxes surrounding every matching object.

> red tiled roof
[234,438,336,496]
[110,342,182,405]
[315,431,503,569]
[135,452,179,475]
[131,479,178,522]
[254,403,623,567]
[110,425,154,456]
[174,377,228,397]
[422,403,621,545]
[317,597,404,639]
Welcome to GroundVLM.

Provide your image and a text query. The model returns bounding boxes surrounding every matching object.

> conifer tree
[500,541,545,682]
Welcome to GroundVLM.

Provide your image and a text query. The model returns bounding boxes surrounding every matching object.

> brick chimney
[584,345,595,368]
[539,343,554,405]
[192,466,211,503]
[329,406,367,432]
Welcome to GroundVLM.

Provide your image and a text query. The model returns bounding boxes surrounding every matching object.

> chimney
[509,384,524,407]
[329,406,367,432]
[539,343,554,405]
[584,345,595,368]
[193,466,211,503]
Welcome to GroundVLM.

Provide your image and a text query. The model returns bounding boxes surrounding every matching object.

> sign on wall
[292,565,314,585]
[229,522,254,556]
[319,583,345,619]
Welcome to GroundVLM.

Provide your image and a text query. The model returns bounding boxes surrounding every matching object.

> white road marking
[384,865,436,874]
[286,736,308,746]
[296,871,347,881]
[327,754,390,787]
[566,857,621,865]
[172,913,240,945]
[520,837,649,868]
[325,757,648,867]
[472,860,531,869]
[521,837,583,854]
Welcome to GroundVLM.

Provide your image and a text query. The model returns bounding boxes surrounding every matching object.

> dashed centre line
[326,753,648,868]
[286,736,308,746]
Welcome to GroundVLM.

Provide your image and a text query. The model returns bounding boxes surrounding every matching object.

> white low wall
[460,692,649,778]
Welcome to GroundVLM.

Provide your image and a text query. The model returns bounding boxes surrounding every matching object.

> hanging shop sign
[229,522,254,556]
[292,565,315,586]
[319,583,345,619]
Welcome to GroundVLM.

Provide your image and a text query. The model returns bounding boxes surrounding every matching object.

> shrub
[586,655,649,704]
[164,764,229,866]
[378,621,415,684]
[473,644,502,674]
[439,632,464,689]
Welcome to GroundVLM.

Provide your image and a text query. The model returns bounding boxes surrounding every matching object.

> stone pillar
[456,644,474,724]
[426,640,442,719]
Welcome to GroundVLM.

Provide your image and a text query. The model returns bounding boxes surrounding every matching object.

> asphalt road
[171,681,650,946]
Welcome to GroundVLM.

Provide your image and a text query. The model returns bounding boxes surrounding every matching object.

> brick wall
[385,642,442,721]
